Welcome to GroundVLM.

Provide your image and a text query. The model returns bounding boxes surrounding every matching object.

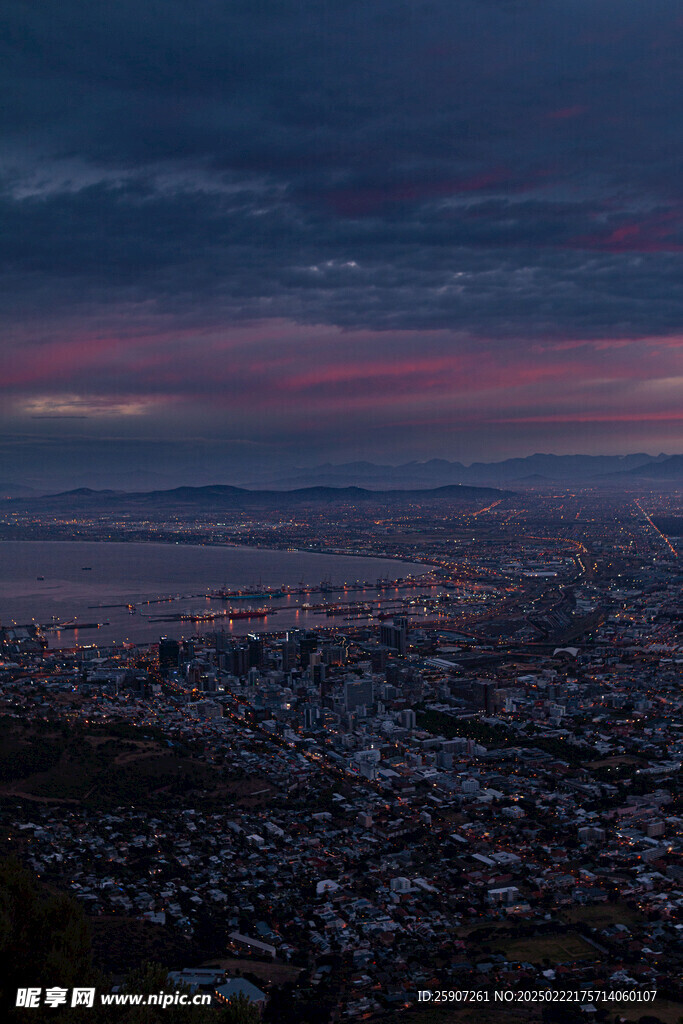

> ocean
[0,541,430,648]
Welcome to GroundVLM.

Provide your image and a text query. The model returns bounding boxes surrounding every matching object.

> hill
[10,482,513,511]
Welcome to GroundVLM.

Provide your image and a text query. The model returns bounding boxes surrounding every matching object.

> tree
[0,862,262,1024]
[218,992,260,1024]
[0,857,96,1022]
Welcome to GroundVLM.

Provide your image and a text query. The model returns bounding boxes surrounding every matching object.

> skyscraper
[158,636,179,674]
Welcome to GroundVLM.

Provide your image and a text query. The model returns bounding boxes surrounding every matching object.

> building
[214,978,267,1012]
[488,886,520,905]
[298,632,319,669]
[380,618,407,656]
[390,877,411,892]
[461,777,480,794]
[158,636,179,674]
[344,677,374,712]
[247,633,264,668]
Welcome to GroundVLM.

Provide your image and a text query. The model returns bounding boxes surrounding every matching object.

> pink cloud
[569,209,683,252]
[492,411,683,424]
[3,317,681,444]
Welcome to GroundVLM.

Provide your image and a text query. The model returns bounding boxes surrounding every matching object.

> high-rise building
[344,677,374,712]
[472,679,498,713]
[312,662,326,687]
[247,633,264,668]
[379,618,407,655]
[279,641,297,671]
[298,632,319,669]
[370,646,387,672]
[322,644,346,666]
[303,705,322,730]
[226,643,249,677]
[158,636,180,674]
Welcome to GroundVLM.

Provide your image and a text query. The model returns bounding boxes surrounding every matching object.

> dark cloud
[1,180,681,340]
[0,0,681,470]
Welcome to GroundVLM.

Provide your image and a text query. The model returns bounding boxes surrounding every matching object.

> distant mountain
[259,459,468,489]
[254,453,672,489]
[463,453,668,484]
[13,482,513,511]
[5,453,678,496]
[620,454,683,480]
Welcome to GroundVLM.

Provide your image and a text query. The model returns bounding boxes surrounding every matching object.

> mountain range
[6,482,513,511]
[249,453,681,489]
[2,453,680,499]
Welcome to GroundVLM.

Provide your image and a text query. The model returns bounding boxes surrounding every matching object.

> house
[214,978,267,1012]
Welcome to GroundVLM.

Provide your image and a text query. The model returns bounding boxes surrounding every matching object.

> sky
[1,0,682,487]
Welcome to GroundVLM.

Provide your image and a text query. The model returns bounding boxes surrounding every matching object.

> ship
[176,607,271,623]
[45,620,108,631]
[210,588,284,601]
[226,607,270,620]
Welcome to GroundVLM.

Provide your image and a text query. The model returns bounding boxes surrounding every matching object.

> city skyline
[1,0,682,483]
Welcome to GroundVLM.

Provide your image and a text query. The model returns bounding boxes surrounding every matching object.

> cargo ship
[45,620,108,631]
[210,588,284,601]
[151,607,272,624]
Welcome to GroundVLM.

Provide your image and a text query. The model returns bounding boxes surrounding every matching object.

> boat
[45,620,107,631]
[210,588,284,601]
[227,607,270,620]
[159,606,273,624]
[36,576,45,580]
[81,566,92,571]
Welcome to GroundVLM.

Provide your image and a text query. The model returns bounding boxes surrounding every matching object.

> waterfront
[0,541,430,647]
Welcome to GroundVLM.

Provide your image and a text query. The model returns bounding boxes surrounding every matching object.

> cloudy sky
[1,0,682,485]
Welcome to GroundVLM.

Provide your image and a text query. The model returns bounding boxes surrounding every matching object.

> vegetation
[0,857,96,1021]
[417,710,511,746]
[0,859,261,1023]
[0,717,271,811]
